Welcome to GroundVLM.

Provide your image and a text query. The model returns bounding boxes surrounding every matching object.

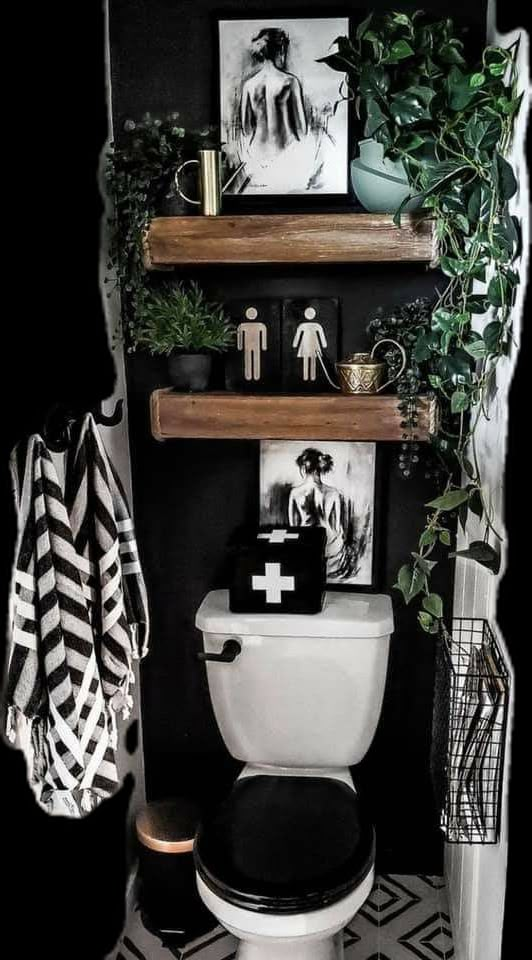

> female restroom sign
[282,298,339,392]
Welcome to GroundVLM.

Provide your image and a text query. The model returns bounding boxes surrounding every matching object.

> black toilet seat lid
[194,775,375,914]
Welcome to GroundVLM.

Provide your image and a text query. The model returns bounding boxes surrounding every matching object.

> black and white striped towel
[65,413,149,722]
[6,436,120,811]
[6,417,149,814]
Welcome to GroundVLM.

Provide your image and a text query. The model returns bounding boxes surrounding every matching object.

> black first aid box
[229,526,326,614]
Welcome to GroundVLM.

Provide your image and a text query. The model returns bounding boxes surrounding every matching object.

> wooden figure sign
[281,298,339,392]
[224,299,281,392]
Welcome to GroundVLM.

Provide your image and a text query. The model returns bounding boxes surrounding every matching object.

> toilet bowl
[194,590,393,959]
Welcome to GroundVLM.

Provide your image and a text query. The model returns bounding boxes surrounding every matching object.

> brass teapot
[335,339,407,395]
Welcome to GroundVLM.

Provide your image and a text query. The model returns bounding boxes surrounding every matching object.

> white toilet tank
[195,590,393,768]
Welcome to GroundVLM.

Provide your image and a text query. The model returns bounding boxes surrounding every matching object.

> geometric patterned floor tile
[359,875,423,927]
[110,875,453,960]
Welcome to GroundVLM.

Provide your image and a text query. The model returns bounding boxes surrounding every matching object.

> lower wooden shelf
[150,390,438,442]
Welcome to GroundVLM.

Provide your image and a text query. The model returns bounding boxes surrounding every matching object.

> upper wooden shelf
[151,389,439,442]
[143,214,436,268]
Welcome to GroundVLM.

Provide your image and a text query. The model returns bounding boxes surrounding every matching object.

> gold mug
[335,339,407,394]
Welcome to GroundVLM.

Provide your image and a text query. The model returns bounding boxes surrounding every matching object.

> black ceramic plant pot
[168,353,212,391]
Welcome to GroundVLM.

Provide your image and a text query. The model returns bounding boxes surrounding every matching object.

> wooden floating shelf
[151,390,439,442]
[144,214,436,267]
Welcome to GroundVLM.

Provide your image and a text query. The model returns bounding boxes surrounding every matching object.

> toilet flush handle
[196,639,242,663]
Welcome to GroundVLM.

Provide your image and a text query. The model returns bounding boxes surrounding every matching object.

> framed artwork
[218,17,349,197]
[260,441,377,587]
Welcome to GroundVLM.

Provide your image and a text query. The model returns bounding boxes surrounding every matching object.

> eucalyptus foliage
[322,11,522,633]
[105,113,218,344]
[133,282,235,355]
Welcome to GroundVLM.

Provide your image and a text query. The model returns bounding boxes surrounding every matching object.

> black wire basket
[431,618,509,844]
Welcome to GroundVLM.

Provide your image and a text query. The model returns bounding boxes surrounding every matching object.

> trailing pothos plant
[322,11,523,633]
[105,113,219,345]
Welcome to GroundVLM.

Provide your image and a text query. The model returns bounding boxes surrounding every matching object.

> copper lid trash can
[136,798,215,940]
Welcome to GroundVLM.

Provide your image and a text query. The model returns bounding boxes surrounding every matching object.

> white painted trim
[446,14,530,960]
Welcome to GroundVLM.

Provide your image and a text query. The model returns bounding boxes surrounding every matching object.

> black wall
[109,0,488,873]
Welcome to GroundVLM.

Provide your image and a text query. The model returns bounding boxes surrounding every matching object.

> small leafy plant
[322,11,522,635]
[132,282,235,355]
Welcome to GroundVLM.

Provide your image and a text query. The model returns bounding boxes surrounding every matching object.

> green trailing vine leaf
[450,541,501,574]
[422,593,444,618]
[425,489,470,511]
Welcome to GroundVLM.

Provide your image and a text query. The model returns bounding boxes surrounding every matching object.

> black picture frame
[215,9,353,211]
[259,439,380,590]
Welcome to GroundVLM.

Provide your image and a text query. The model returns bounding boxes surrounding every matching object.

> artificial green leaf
[419,528,437,548]
[423,593,444,618]
[454,213,470,234]
[493,217,518,255]
[412,553,438,574]
[393,190,423,226]
[390,92,432,125]
[432,308,454,331]
[364,97,388,137]
[466,295,488,314]
[483,46,509,70]
[451,389,470,413]
[447,66,478,111]
[440,257,465,277]
[468,488,484,520]
[394,564,427,603]
[423,160,467,193]
[437,349,475,384]
[483,320,504,353]
[467,182,492,222]
[317,52,358,73]
[426,488,470,510]
[458,500,469,534]
[464,117,502,152]
[450,540,501,574]
[359,65,390,97]
[382,39,415,64]
[470,72,486,87]
[396,132,426,152]
[487,276,507,308]
[414,333,433,362]
[492,153,518,201]
[439,529,452,546]
[468,262,487,283]
[440,40,467,66]
[428,374,442,389]
[391,12,412,28]
[464,338,487,359]
[418,610,433,631]
[356,12,373,40]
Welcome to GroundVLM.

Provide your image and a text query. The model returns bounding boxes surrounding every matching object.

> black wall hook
[43,398,124,452]
[93,399,123,427]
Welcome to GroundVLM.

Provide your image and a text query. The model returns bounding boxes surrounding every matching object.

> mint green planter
[351,138,421,214]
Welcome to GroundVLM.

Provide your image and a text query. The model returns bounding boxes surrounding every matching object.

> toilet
[194,589,393,960]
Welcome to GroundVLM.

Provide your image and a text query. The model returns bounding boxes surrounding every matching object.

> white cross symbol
[251,563,295,604]
[257,529,300,544]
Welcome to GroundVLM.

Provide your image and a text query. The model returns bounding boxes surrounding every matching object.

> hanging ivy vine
[321,11,523,633]
[105,113,218,345]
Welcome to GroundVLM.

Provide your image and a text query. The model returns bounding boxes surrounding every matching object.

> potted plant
[318,11,467,212]
[132,282,235,391]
